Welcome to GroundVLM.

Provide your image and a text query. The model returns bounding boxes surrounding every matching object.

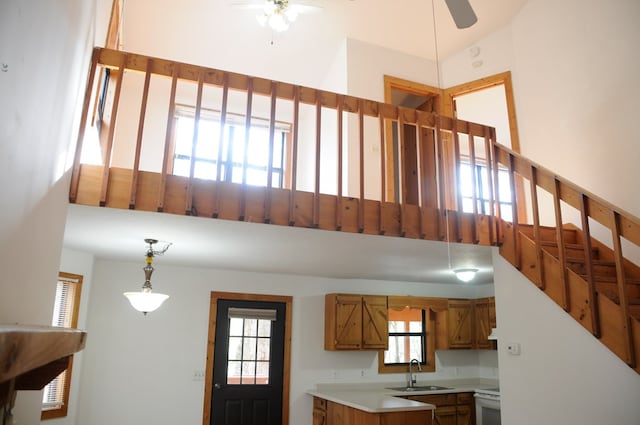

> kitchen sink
[386,385,451,392]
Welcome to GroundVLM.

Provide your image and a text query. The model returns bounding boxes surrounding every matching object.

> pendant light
[124,238,171,315]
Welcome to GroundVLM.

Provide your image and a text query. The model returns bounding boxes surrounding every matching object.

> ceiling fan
[444,0,478,29]
[234,0,321,32]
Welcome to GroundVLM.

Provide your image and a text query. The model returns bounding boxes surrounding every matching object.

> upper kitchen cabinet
[324,294,389,350]
[474,297,496,350]
[447,299,474,349]
[445,297,496,350]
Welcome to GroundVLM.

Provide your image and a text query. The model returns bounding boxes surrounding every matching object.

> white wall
[510,0,640,217]
[0,0,99,422]
[75,257,494,425]
[493,250,640,425]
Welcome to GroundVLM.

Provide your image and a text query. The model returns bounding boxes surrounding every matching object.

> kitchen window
[379,305,436,373]
[41,272,83,420]
[172,108,290,189]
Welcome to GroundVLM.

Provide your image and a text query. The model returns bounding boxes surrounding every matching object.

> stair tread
[567,257,615,266]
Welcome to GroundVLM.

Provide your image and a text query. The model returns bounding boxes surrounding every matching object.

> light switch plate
[506,342,521,355]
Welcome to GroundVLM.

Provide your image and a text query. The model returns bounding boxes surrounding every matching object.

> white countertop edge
[307,389,435,413]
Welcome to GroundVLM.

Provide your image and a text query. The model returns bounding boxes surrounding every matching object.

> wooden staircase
[500,222,640,374]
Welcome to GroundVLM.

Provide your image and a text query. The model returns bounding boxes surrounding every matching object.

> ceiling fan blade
[444,0,478,29]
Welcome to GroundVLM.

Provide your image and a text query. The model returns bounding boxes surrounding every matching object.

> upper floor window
[459,162,513,222]
[172,108,290,189]
[41,272,83,420]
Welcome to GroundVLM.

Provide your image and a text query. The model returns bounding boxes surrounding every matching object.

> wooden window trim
[203,292,292,425]
[41,272,83,421]
[378,296,447,374]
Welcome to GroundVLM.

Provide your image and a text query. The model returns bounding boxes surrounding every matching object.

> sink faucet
[408,358,422,388]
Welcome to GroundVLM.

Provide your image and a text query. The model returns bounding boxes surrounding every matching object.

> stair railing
[493,144,639,368]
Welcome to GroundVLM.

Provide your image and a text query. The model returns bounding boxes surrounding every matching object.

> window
[172,110,289,188]
[384,307,426,365]
[226,307,276,385]
[41,272,83,420]
[459,162,513,222]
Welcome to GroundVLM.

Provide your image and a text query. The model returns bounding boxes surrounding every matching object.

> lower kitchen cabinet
[406,392,475,425]
[313,397,433,425]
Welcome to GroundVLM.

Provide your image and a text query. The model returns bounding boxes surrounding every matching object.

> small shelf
[0,325,87,410]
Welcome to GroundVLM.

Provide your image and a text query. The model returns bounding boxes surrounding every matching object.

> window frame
[378,296,445,374]
[41,272,83,420]
[170,105,293,189]
[459,159,514,222]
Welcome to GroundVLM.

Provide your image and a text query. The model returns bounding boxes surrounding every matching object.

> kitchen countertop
[307,378,499,413]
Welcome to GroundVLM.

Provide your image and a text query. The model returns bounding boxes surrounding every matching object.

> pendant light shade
[123,239,171,315]
[454,268,479,283]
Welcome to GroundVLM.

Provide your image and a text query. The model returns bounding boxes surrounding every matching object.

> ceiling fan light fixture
[454,268,479,283]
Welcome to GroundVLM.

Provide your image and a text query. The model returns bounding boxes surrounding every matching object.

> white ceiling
[63,204,496,285]
[228,0,529,60]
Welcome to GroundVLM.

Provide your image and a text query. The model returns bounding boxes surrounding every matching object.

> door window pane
[226,314,274,385]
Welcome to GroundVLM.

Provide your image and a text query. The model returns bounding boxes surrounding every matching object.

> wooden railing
[69,48,503,245]
[69,48,640,373]
[494,145,640,370]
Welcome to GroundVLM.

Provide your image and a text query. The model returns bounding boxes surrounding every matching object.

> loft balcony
[69,48,640,374]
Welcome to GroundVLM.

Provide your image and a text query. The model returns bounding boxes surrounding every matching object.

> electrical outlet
[192,370,205,381]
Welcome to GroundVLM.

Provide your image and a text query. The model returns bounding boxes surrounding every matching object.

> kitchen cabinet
[405,392,475,425]
[316,397,433,425]
[447,300,474,349]
[324,294,388,350]
[474,298,496,350]
[313,397,327,425]
[445,298,496,350]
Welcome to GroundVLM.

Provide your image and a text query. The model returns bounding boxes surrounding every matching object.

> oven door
[475,392,501,425]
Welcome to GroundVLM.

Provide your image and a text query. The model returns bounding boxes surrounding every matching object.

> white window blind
[42,274,81,415]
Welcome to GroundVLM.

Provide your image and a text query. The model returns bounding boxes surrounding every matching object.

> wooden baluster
[452,118,463,242]
[579,194,600,337]
[312,91,322,228]
[288,86,300,226]
[552,178,570,311]
[69,48,100,203]
[185,70,205,216]
[416,123,425,238]
[129,58,153,209]
[468,133,479,244]
[264,81,277,224]
[336,95,344,231]
[379,114,386,235]
[435,117,447,241]
[157,65,179,212]
[530,165,545,289]
[99,54,127,207]
[358,99,365,233]
[611,210,636,367]
[398,110,406,237]
[239,78,254,221]
[483,127,496,245]
[507,153,520,269]
[491,131,503,244]
[213,73,229,218]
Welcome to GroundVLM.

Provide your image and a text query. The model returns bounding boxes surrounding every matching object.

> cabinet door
[474,299,491,349]
[456,405,473,425]
[434,406,457,425]
[313,410,327,425]
[330,294,363,349]
[448,300,473,349]
[361,295,389,349]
